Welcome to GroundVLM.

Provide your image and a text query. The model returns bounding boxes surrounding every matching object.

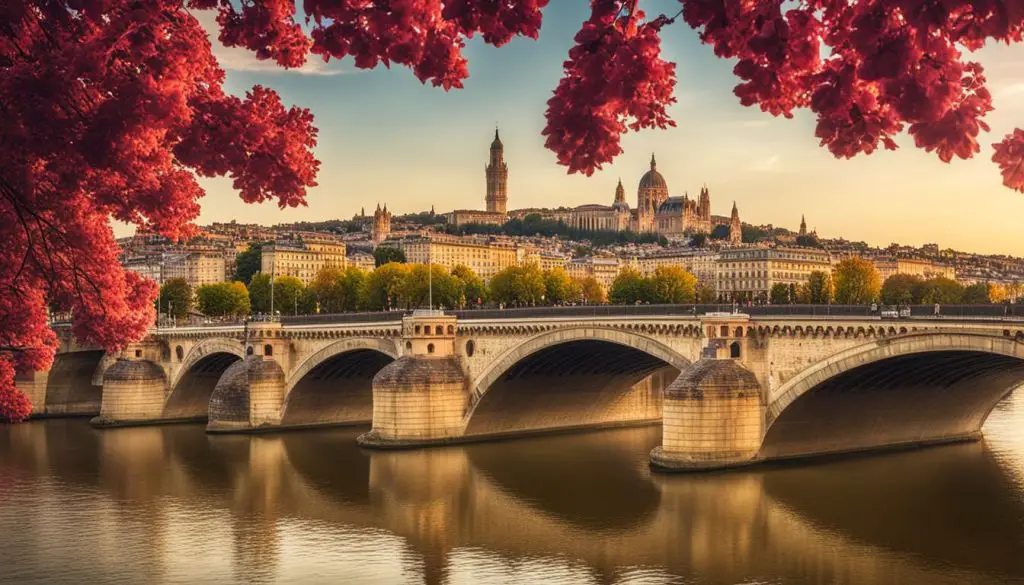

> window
[246,346,254,356]
[435,325,443,335]
[427,343,435,354]
[175,346,184,361]
[415,325,422,335]
[264,344,273,356]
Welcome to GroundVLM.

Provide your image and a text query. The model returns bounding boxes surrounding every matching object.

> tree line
[157,262,613,319]
[765,257,1010,306]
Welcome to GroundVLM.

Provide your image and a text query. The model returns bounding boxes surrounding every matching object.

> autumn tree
[833,258,881,304]
[159,278,194,320]
[800,271,834,304]
[490,265,546,307]
[197,282,250,316]
[234,243,264,284]
[881,274,924,305]
[609,268,652,305]
[273,276,306,315]
[363,263,409,311]
[576,276,607,305]
[402,264,462,309]
[311,266,366,313]
[649,266,696,304]
[543,268,581,305]
[915,276,965,304]
[248,273,272,314]
[696,282,718,304]
[769,283,791,305]
[452,265,487,308]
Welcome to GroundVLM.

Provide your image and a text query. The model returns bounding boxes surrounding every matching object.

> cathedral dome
[638,154,667,191]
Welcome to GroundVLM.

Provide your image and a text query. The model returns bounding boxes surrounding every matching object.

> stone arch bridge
[21,308,1024,471]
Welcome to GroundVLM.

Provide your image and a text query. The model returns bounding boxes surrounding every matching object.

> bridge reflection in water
[1,393,1023,585]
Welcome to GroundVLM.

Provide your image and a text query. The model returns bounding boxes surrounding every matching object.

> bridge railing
[279,303,1024,325]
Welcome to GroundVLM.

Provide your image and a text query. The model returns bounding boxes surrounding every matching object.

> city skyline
[157,2,1024,256]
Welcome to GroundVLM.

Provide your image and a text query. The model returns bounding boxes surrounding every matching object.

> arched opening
[175,346,184,361]
[762,350,1024,461]
[427,343,435,354]
[465,339,681,438]
[730,341,741,359]
[264,344,273,357]
[44,350,107,416]
[405,341,412,351]
[435,325,443,335]
[164,352,242,421]
[246,346,254,356]
[282,349,395,427]
[465,340,475,357]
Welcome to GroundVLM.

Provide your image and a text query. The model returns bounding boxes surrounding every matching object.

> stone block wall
[93,359,168,426]
[361,356,469,446]
[652,359,764,471]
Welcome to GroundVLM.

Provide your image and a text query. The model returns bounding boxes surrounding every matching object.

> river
[2,392,1023,585]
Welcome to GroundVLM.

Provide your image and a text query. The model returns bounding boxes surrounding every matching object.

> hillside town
[117,130,1024,316]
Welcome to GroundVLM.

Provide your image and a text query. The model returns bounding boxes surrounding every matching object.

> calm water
[2,395,1024,585]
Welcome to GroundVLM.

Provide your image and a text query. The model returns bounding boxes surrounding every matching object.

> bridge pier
[14,370,49,417]
[650,358,764,472]
[207,356,286,432]
[90,358,170,427]
[358,312,469,448]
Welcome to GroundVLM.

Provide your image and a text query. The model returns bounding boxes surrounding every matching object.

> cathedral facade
[563,154,723,237]
[447,132,736,239]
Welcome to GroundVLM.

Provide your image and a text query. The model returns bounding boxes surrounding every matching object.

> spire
[650,153,657,170]
[495,126,499,141]
[732,201,738,216]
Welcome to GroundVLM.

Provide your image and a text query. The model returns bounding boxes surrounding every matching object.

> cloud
[192,10,346,77]
[749,154,781,172]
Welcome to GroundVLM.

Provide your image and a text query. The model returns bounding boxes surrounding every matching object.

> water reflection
[1,394,1023,585]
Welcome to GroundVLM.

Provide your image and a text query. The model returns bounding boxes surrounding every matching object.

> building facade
[637,250,719,286]
[261,238,347,285]
[873,257,956,282]
[716,247,833,302]
[397,235,519,282]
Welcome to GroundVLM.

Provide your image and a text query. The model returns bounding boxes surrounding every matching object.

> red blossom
[1,0,319,412]
[0,358,33,423]
[993,129,1024,193]
[542,1,677,175]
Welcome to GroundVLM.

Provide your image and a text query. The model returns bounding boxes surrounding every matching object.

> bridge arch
[43,349,108,416]
[464,326,690,438]
[281,337,400,427]
[165,338,245,421]
[761,331,1024,461]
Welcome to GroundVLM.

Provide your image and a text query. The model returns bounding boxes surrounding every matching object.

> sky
[168,2,1024,256]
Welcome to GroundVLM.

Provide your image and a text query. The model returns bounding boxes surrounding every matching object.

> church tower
[637,153,669,232]
[699,185,711,220]
[799,215,807,236]
[373,203,392,245]
[613,178,627,207]
[485,128,509,214]
[729,201,742,245]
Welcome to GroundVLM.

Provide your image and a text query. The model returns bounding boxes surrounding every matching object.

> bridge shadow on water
[2,396,1024,585]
